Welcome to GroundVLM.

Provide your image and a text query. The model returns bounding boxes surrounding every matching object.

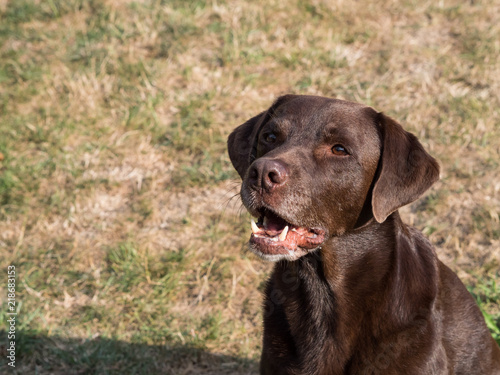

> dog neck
[263,212,439,374]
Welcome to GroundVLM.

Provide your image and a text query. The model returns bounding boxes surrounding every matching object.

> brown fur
[228,95,500,374]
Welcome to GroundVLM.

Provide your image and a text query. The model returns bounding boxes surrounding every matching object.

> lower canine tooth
[279,226,289,241]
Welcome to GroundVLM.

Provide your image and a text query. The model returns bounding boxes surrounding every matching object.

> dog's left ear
[372,113,440,223]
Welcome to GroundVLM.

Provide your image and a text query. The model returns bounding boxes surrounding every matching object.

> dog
[227,95,500,374]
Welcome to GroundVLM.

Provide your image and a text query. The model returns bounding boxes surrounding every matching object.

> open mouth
[249,209,326,261]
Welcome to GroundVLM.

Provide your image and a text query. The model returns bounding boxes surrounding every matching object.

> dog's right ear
[227,95,297,179]
[227,111,266,179]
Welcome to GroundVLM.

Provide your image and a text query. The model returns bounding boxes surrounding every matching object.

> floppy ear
[372,113,440,223]
[227,95,298,179]
[227,111,267,179]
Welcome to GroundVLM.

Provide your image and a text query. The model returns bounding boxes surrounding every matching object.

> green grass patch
[468,277,500,346]
[0,330,257,374]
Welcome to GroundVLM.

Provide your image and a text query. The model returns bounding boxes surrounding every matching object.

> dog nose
[249,159,289,191]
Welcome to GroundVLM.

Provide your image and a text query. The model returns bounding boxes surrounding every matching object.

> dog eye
[331,144,348,156]
[264,133,277,143]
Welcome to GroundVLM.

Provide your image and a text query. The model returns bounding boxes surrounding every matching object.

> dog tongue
[250,213,325,253]
[263,213,288,234]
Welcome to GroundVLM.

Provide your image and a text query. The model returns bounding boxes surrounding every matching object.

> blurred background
[0,0,499,373]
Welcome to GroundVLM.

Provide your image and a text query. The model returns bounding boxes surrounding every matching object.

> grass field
[0,0,499,373]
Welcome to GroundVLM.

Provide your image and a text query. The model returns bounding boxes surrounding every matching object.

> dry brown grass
[0,0,499,373]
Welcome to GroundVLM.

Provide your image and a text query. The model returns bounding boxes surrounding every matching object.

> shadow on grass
[0,330,258,375]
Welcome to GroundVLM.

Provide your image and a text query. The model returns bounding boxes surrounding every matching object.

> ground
[0,0,499,374]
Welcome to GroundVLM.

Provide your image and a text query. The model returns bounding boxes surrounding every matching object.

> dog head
[228,95,439,261]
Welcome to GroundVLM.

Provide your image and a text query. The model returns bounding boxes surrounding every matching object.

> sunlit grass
[0,0,499,373]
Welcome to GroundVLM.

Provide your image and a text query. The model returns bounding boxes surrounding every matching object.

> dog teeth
[251,219,261,234]
[279,226,289,241]
[263,216,269,228]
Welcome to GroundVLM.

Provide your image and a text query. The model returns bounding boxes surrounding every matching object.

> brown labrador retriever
[227,95,500,375]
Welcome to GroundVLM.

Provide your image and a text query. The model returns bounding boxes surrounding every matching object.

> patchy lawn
[0,0,499,373]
